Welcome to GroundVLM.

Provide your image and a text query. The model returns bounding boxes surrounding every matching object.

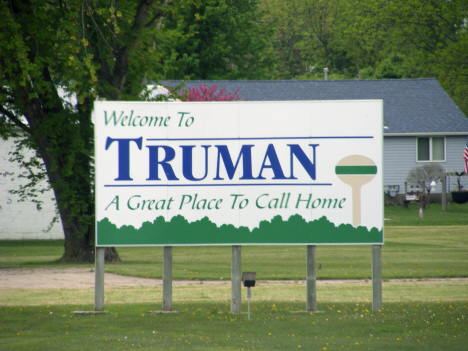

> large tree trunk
[38,138,120,263]
[60,216,95,263]
[40,132,121,264]
[17,86,121,264]
[60,215,121,263]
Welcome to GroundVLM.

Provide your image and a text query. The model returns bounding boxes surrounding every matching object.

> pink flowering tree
[178,84,244,101]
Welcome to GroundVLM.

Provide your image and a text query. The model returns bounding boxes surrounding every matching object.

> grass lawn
[0,204,467,350]
[1,279,468,306]
[1,300,466,350]
[384,203,468,226]
[1,224,467,280]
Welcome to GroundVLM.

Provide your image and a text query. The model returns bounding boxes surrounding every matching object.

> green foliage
[259,0,390,79]
[0,0,184,261]
[0,1,98,248]
[347,0,468,115]
[259,0,468,115]
[160,0,276,80]
[359,54,424,79]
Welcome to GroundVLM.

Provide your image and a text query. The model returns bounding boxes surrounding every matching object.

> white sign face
[94,100,383,246]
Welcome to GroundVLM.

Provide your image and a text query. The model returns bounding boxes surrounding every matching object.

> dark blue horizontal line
[104,183,333,188]
[146,136,373,141]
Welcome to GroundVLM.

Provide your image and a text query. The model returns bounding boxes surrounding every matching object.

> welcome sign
[94,100,383,246]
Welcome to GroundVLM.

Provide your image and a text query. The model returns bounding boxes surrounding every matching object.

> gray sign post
[162,246,173,311]
[231,246,242,313]
[94,247,105,311]
[372,245,382,311]
[306,245,317,312]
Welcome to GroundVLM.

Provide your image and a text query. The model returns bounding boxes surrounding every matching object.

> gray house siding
[383,136,416,194]
[445,136,468,192]
[384,135,468,196]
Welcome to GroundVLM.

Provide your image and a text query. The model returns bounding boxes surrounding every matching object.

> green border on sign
[97,214,383,246]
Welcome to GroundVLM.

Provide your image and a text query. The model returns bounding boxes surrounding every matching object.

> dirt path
[0,268,222,289]
[1,267,467,290]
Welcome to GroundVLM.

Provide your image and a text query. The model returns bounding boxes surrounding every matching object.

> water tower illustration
[335,155,377,226]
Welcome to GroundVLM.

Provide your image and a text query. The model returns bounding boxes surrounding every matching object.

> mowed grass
[384,203,468,226]
[1,274,467,350]
[1,225,467,280]
[0,204,467,350]
[1,279,468,306]
[1,301,467,351]
[108,224,468,280]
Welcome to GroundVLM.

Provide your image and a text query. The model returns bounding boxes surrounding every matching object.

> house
[164,78,468,202]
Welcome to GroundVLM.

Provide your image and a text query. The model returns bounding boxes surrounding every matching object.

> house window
[417,137,445,161]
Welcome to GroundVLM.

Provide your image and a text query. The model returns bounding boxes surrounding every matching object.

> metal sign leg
[163,246,173,312]
[94,247,105,312]
[231,246,242,313]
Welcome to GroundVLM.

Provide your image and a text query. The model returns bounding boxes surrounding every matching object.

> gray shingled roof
[162,78,468,135]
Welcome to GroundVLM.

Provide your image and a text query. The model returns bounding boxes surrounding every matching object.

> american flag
[419,205,423,218]
[464,138,468,173]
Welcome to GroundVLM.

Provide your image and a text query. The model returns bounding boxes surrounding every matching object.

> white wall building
[0,137,62,240]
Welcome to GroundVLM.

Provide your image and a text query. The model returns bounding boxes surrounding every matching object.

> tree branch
[0,105,31,134]
[109,0,155,100]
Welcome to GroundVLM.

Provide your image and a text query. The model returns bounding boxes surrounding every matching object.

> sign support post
[306,245,317,312]
[94,247,105,311]
[442,176,447,211]
[372,245,382,311]
[247,287,251,320]
[231,246,242,313]
[162,246,173,312]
